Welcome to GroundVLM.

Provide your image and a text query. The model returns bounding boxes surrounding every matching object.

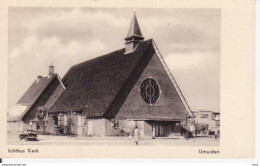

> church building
[46,13,194,139]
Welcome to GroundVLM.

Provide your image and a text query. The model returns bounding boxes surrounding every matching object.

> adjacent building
[7,66,65,134]
[192,110,220,134]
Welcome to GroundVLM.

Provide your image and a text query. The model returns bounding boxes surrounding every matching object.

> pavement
[7,133,219,146]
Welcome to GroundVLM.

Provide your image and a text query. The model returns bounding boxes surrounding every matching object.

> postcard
[0,0,254,158]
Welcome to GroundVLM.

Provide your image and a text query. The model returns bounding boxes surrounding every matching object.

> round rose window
[140,78,160,104]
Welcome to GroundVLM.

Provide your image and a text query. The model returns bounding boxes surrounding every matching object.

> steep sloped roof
[126,13,143,38]
[49,39,192,120]
[43,83,64,110]
[8,74,59,122]
[17,74,57,105]
[49,39,153,115]
[105,41,189,120]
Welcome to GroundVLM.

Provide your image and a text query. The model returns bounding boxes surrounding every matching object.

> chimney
[125,12,144,54]
[49,65,54,76]
[37,75,43,80]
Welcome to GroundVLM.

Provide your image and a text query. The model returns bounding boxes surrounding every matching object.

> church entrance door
[154,121,172,137]
[154,121,182,137]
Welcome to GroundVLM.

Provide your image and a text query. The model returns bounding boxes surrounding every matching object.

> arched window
[140,78,160,104]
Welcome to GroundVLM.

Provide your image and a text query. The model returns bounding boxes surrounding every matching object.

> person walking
[214,128,219,139]
[134,126,140,145]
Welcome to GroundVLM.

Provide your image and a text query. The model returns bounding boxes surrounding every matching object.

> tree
[195,122,208,134]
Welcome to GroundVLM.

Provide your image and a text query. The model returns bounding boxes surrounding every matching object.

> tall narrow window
[64,115,67,126]
[58,115,61,125]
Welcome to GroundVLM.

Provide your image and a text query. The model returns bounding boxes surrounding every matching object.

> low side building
[7,66,65,134]
[192,110,220,134]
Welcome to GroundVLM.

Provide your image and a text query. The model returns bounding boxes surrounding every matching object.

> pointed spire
[124,12,144,54]
[126,12,143,38]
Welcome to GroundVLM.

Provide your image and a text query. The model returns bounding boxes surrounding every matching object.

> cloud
[140,9,220,54]
[164,51,219,112]
[165,52,206,70]
[34,8,128,45]
[164,51,219,70]
[9,34,109,75]
[9,8,129,51]
[8,8,220,112]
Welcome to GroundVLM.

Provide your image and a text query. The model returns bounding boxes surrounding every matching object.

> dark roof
[43,84,64,110]
[49,39,153,115]
[17,74,57,105]
[8,74,58,122]
[126,13,143,38]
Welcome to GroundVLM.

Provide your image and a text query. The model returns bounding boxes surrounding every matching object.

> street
[8,134,219,146]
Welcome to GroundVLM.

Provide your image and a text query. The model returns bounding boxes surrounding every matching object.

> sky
[8,8,220,112]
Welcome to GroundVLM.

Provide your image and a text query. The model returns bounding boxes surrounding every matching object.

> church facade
[46,14,194,139]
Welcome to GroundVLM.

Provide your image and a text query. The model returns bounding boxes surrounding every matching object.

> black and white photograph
[6,8,221,146]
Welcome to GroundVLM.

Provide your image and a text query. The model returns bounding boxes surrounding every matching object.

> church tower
[124,13,144,54]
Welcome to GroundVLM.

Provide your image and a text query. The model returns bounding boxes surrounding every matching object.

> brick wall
[87,119,105,137]
[104,119,153,139]
[143,121,153,139]
[115,52,186,121]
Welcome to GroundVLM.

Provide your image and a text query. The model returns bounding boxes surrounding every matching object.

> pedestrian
[214,128,218,139]
[134,126,140,145]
